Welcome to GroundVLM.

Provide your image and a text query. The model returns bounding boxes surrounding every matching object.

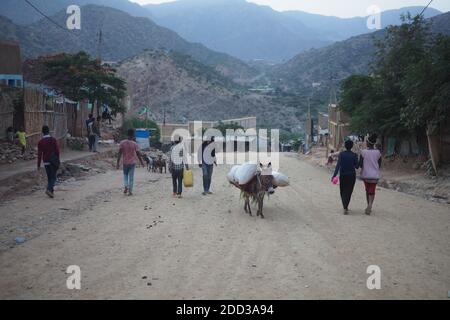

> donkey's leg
[245,196,252,216]
[244,196,248,213]
[257,193,265,219]
[259,198,265,219]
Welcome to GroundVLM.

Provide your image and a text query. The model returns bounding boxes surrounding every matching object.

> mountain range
[1,0,449,131]
[145,0,442,62]
[272,11,450,92]
[0,0,153,25]
[0,5,256,80]
[1,0,442,63]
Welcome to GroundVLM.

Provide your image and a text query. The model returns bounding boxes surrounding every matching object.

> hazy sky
[130,0,449,18]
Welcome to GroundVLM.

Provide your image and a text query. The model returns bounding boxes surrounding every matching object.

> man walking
[169,137,189,198]
[116,129,145,196]
[37,125,60,198]
[92,116,102,153]
[199,136,217,195]
[86,114,95,152]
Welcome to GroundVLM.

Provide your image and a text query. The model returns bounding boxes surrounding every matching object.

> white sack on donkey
[272,171,289,187]
[227,165,240,185]
[227,162,289,219]
[234,162,258,185]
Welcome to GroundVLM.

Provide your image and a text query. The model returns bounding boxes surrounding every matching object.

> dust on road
[0,153,448,299]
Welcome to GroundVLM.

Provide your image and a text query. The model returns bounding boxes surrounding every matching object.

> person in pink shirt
[116,129,144,196]
[359,134,382,215]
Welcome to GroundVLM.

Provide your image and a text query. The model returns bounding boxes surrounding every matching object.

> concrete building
[0,41,23,88]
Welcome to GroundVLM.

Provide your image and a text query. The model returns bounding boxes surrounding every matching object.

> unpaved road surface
[0,154,449,299]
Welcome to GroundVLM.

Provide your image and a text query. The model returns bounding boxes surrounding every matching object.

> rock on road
[0,153,448,299]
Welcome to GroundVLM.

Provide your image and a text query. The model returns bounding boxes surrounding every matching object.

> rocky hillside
[0,0,153,25]
[146,0,441,62]
[146,0,328,63]
[283,6,441,42]
[271,11,450,92]
[116,50,301,131]
[0,5,256,81]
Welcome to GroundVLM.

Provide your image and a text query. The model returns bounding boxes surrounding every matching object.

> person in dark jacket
[199,136,217,195]
[332,140,359,214]
[86,114,95,152]
[37,125,60,198]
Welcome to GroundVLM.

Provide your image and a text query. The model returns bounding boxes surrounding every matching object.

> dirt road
[0,153,448,299]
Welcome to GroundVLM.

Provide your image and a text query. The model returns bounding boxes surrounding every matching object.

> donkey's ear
[268,162,272,168]
[259,163,263,167]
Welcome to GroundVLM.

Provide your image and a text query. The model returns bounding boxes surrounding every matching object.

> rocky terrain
[272,11,450,92]
[0,5,256,81]
[116,50,302,130]
[0,141,37,165]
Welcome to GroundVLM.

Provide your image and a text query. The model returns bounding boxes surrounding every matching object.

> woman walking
[359,134,382,215]
[332,140,359,215]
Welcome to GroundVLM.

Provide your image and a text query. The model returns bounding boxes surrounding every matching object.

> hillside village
[0,0,449,301]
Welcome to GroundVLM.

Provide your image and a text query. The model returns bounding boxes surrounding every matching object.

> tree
[340,14,434,137]
[401,34,450,133]
[42,51,127,115]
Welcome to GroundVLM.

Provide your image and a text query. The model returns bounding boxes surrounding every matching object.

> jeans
[94,134,99,152]
[339,174,356,209]
[202,164,214,192]
[172,169,183,195]
[123,164,136,193]
[88,134,96,151]
[45,164,57,193]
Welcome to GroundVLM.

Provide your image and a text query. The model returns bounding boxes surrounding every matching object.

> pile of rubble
[0,141,37,164]
[66,136,87,151]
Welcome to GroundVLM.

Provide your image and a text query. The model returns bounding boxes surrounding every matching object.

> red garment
[119,139,139,165]
[38,136,60,167]
[364,181,377,195]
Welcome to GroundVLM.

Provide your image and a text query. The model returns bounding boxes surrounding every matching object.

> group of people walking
[36,124,381,217]
[332,134,382,215]
[36,126,218,199]
[116,130,217,198]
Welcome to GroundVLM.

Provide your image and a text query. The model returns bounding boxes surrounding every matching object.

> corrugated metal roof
[0,40,22,75]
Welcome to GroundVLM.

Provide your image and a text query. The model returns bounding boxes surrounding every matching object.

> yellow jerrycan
[183,169,193,188]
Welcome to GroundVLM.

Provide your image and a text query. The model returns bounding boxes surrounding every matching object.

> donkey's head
[259,162,275,195]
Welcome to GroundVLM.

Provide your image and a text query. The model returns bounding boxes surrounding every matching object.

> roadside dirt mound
[0,150,117,202]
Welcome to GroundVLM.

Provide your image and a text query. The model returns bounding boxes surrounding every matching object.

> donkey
[144,155,154,172]
[154,155,167,174]
[240,163,275,219]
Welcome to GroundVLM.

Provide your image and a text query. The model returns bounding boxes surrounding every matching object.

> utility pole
[96,29,102,62]
[94,28,102,117]
[146,84,150,122]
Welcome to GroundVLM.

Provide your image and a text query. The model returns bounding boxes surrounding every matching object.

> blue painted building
[0,40,23,88]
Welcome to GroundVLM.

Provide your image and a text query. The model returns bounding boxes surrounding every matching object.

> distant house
[0,41,23,88]
[318,112,329,146]
[328,104,351,151]
[158,116,257,144]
